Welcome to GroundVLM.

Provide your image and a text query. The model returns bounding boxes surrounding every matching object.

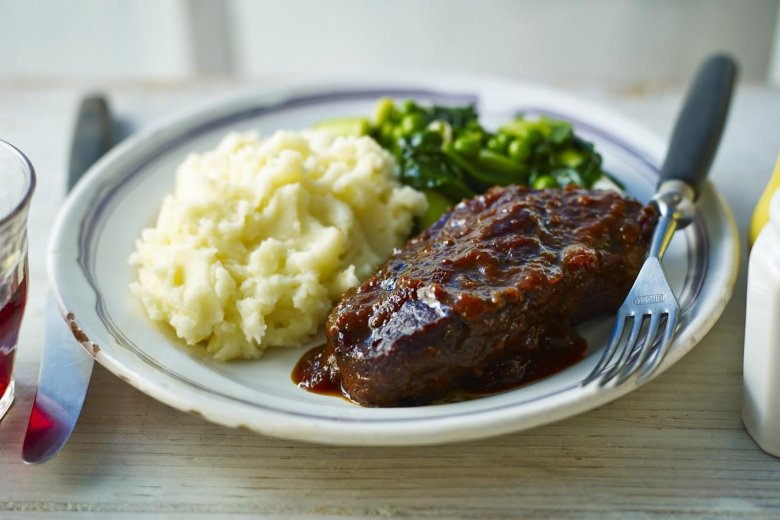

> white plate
[49,75,739,446]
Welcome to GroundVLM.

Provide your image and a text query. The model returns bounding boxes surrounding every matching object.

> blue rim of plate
[74,88,708,422]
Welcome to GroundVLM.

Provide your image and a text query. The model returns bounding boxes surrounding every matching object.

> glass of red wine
[0,140,35,421]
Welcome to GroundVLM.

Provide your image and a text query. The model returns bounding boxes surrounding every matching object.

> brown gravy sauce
[292,335,586,406]
[291,344,341,397]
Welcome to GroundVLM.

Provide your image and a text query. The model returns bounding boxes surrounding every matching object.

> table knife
[22,95,114,463]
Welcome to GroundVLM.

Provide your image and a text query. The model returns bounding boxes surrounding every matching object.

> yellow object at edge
[750,149,780,246]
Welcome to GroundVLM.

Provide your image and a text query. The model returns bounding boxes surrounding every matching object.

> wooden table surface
[0,80,779,519]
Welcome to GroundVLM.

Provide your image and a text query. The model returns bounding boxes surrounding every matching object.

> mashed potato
[130,130,426,360]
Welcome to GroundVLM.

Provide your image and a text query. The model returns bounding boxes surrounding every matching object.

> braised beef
[295,186,658,406]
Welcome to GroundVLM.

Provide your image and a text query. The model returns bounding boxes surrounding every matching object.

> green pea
[507,139,531,162]
[377,121,394,143]
[453,135,481,158]
[400,113,426,134]
[401,99,418,114]
[374,97,396,126]
[525,128,544,145]
[499,120,532,138]
[427,120,445,133]
[486,133,510,154]
[558,148,583,168]
[427,120,452,144]
[532,175,558,190]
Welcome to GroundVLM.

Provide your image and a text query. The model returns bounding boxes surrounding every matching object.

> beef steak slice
[317,186,658,406]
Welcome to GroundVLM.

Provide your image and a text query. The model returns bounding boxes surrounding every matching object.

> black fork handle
[658,54,738,199]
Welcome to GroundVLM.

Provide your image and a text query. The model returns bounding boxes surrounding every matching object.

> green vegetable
[507,139,531,163]
[400,113,426,134]
[558,148,583,168]
[313,116,371,136]
[532,175,558,190]
[419,190,452,229]
[315,100,609,227]
[549,124,572,144]
[401,99,418,114]
[474,149,526,179]
[486,133,510,154]
[374,97,396,126]
[453,134,481,158]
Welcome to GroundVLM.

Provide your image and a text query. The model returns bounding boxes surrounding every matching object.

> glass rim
[0,139,36,227]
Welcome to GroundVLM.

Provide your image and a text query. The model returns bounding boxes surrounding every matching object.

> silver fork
[583,54,737,387]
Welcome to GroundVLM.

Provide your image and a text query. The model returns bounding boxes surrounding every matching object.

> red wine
[0,262,28,402]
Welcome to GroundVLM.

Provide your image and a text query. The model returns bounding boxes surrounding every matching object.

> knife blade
[22,95,114,464]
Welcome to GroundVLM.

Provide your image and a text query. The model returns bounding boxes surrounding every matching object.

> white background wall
[1,0,778,85]
[0,0,193,80]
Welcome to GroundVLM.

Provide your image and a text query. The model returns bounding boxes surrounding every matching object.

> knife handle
[67,95,114,191]
[658,54,737,200]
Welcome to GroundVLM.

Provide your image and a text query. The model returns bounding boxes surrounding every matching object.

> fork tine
[582,315,628,385]
[598,314,645,386]
[614,312,662,385]
[637,310,678,384]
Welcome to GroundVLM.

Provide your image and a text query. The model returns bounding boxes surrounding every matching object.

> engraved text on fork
[633,294,664,305]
